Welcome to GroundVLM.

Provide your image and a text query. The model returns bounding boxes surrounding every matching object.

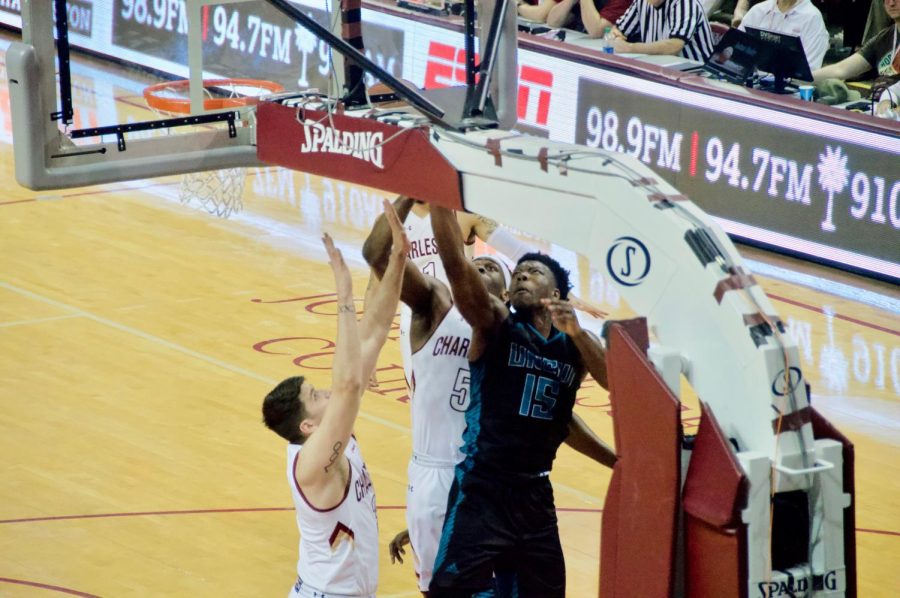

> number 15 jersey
[462,313,585,476]
[409,305,472,466]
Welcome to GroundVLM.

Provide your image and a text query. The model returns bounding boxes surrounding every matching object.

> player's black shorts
[429,465,565,598]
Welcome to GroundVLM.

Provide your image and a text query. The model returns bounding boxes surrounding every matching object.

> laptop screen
[703,28,763,85]
[743,26,813,83]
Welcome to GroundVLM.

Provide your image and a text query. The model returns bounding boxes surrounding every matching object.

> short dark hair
[262,376,306,443]
[517,252,572,300]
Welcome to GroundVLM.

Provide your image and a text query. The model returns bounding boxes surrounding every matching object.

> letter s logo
[771,367,803,396]
[606,236,651,287]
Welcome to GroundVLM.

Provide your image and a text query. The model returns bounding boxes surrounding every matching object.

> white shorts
[288,576,375,598]
[406,456,456,592]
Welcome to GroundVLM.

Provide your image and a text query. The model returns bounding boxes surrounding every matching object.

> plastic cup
[798,85,815,101]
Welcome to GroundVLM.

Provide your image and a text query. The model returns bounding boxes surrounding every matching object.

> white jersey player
[405,304,473,589]
[262,200,407,598]
[363,198,510,593]
[287,437,377,597]
[386,200,604,388]
[396,202,504,388]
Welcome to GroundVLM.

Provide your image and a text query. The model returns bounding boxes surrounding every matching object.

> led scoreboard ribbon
[574,77,899,281]
[109,0,405,93]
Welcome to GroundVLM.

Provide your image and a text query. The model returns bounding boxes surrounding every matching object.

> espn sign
[423,41,553,128]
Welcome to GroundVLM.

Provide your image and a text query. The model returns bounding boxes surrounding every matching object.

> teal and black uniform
[430,311,586,598]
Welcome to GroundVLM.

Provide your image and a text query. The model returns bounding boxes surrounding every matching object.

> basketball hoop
[143,78,285,218]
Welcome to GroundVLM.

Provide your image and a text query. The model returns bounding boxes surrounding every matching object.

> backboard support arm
[50,0,74,124]
[465,0,510,119]
[264,0,448,125]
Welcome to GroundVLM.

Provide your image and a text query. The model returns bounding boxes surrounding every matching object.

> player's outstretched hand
[323,233,353,300]
[388,528,410,564]
[383,198,410,258]
[542,297,582,337]
[569,294,608,319]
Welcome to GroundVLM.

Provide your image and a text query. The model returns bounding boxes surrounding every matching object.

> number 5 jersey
[409,304,473,466]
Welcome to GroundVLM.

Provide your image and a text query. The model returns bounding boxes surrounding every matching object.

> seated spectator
[731,0,764,27]
[812,0,899,82]
[701,0,725,16]
[864,0,892,44]
[738,0,829,70]
[610,0,716,62]
[543,0,633,37]
[873,75,900,119]
[518,0,556,24]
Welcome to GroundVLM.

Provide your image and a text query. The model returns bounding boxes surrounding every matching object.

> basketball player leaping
[428,205,616,598]
[364,198,606,390]
[261,199,408,598]
[363,197,511,595]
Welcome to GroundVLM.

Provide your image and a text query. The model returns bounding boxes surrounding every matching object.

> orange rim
[143,78,285,114]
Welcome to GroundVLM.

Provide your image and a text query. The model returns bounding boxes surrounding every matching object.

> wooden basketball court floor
[1,37,898,597]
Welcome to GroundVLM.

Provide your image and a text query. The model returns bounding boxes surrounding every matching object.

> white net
[143,79,281,219]
[177,167,245,219]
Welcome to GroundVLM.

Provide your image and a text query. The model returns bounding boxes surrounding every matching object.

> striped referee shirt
[616,0,715,62]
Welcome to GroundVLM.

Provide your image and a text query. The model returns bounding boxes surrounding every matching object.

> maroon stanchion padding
[601,318,680,597]
[682,403,749,598]
[810,407,857,598]
[256,102,464,210]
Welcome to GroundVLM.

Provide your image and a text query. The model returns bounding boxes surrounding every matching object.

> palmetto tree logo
[818,306,848,393]
[295,23,320,87]
[816,145,850,232]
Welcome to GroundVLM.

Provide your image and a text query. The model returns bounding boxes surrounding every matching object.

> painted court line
[2,506,896,539]
[0,505,593,525]
[5,280,891,507]
[0,577,100,597]
[769,293,899,337]
[0,284,573,499]
[746,258,899,314]
[1,182,181,208]
[0,313,81,328]
[1,281,273,385]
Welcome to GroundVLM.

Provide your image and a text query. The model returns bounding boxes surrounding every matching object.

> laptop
[743,26,813,92]
[701,27,764,85]
[630,53,704,71]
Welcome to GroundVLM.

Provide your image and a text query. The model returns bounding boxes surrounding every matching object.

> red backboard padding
[683,403,749,528]
[256,102,464,210]
[683,404,749,598]
[684,515,747,598]
[600,318,680,597]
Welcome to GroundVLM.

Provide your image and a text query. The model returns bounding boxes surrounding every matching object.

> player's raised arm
[295,234,363,488]
[458,211,605,320]
[358,199,408,383]
[565,412,617,469]
[362,196,413,276]
[431,206,507,340]
[542,297,609,389]
[362,196,441,317]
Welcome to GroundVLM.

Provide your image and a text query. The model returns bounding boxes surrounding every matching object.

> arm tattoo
[337,303,356,314]
[324,441,343,473]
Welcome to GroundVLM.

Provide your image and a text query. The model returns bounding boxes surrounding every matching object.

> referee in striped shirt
[611,0,715,62]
